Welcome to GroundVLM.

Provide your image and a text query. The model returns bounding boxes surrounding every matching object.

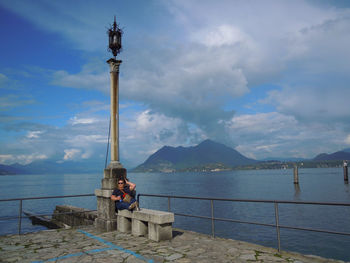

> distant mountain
[313,151,350,161]
[0,159,104,175]
[133,139,256,172]
[0,164,28,175]
[342,148,350,153]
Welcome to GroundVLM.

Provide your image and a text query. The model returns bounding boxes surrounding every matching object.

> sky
[1,0,350,168]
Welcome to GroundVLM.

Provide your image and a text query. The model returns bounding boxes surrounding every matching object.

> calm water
[1,168,350,261]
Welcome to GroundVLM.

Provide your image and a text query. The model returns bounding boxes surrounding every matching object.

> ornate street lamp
[106,16,124,169]
[95,16,125,232]
[108,16,123,58]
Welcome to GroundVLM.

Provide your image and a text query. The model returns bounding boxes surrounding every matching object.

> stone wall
[52,205,97,227]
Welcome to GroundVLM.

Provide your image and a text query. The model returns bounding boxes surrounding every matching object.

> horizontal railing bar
[278,224,350,236]
[0,210,97,221]
[175,212,276,228]
[138,194,350,206]
[174,213,350,237]
[214,216,277,228]
[0,193,95,202]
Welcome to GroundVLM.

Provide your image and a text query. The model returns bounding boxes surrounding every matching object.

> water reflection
[294,184,301,200]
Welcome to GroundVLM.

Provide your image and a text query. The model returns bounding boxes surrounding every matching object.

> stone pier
[0,226,347,263]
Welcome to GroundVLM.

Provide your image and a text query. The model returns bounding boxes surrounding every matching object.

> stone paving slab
[0,226,348,263]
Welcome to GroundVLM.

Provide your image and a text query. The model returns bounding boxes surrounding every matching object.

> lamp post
[107,16,123,168]
[94,16,126,232]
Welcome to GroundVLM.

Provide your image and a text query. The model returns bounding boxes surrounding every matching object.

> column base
[94,218,117,232]
[94,165,128,232]
[108,161,123,169]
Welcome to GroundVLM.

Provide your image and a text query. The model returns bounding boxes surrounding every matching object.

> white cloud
[0,95,35,110]
[191,24,250,47]
[70,116,98,125]
[63,149,81,161]
[0,154,14,165]
[120,109,203,165]
[228,112,349,159]
[0,103,205,167]
[65,134,106,147]
[20,154,48,164]
[0,103,110,165]
[52,67,108,93]
[0,153,48,165]
[264,86,350,122]
[0,73,8,85]
[51,42,250,144]
[26,131,43,139]
[345,135,350,145]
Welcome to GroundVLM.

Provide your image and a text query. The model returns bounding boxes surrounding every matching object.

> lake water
[1,168,350,261]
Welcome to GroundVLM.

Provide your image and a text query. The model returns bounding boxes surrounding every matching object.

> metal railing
[0,194,95,235]
[137,193,350,252]
[2,192,350,253]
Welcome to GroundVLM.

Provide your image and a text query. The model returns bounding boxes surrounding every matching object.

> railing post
[18,199,23,235]
[274,202,281,252]
[168,197,171,212]
[293,165,299,184]
[344,161,348,183]
[211,199,215,238]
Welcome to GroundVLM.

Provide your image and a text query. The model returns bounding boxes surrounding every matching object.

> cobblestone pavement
[0,226,348,263]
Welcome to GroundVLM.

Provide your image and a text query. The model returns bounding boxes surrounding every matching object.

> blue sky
[1,0,350,168]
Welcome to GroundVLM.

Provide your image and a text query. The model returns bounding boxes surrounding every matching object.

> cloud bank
[1,0,350,166]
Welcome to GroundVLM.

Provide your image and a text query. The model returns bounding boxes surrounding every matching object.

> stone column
[95,58,126,232]
[107,58,122,169]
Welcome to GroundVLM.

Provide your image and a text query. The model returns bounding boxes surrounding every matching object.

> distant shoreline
[133,160,344,173]
[0,160,345,175]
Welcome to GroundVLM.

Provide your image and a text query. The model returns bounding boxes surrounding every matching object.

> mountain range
[0,159,104,175]
[313,150,350,161]
[133,140,350,172]
[133,139,256,172]
[1,140,350,175]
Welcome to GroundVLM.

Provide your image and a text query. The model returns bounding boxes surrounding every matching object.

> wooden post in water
[344,161,348,182]
[293,165,299,184]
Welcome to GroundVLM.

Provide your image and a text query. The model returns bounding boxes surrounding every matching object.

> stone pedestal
[132,219,148,237]
[148,222,173,242]
[94,167,126,231]
[117,210,132,233]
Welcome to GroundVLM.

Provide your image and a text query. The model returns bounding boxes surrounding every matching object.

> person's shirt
[112,185,132,200]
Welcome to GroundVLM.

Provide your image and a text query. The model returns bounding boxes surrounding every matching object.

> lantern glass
[109,34,113,46]
[118,32,122,46]
[108,17,122,57]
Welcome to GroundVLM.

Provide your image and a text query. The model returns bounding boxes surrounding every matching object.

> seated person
[111,178,139,211]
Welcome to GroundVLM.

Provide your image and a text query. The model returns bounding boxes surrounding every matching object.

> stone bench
[117,209,174,242]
